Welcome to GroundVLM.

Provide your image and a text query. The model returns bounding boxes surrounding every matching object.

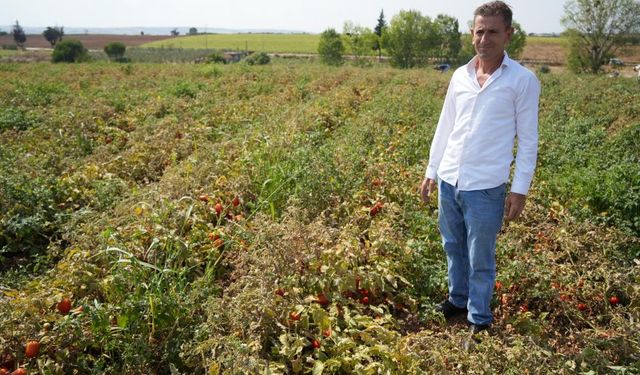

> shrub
[318,28,345,66]
[104,42,126,61]
[208,51,227,64]
[52,39,88,63]
[245,51,270,65]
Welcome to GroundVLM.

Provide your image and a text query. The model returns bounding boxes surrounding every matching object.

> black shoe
[434,299,467,320]
[469,323,491,335]
[463,323,491,351]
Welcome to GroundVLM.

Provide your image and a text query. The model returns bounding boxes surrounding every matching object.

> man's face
[471,15,513,62]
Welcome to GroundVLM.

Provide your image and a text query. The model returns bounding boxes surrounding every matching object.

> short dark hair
[474,1,513,29]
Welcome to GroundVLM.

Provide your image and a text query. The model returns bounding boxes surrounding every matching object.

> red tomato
[360,296,370,305]
[311,339,321,349]
[0,368,10,375]
[577,303,587,311]
[214,203,223,215]
[289,311,301,321]
[198,194,209,202]
[322,328,332,338]
[232,196,241,207]
[369,201,384,216]
[609,296,620,305]
[57,297,72,314]
[11,369,27,375]
[275,288,285,297]
[519,304,529,313]
[25,340,40,358]
[316,293,329,307]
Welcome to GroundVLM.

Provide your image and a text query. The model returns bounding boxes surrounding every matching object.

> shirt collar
[466,51,511,76]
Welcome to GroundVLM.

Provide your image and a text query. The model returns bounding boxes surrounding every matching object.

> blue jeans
[438,179,506,325]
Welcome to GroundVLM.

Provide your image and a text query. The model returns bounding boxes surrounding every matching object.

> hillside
[0,60,638,374]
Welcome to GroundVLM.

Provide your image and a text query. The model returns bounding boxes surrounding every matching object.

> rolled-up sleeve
[425,79,456,179]
[511,73,540,195]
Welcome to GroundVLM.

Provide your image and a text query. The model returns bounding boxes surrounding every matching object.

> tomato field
[0,60,638,374]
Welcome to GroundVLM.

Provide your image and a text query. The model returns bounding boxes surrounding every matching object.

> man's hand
[504,192,527,221]
[420,178,437,203]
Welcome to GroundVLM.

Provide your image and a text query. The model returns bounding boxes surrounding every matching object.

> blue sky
[2,0,566,34]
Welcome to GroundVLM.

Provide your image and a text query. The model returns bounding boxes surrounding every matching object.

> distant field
[141,33,320,54]
[0,34,173,50]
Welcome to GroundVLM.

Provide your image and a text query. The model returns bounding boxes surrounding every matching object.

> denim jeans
[438,178,506,325]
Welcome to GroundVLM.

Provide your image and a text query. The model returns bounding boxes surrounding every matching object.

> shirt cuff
[510,180,530,195]
[425,165,438,180]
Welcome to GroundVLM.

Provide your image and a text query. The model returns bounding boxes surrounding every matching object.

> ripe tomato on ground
[609,296,620,305]
[57,297,72,314]
[311,339,321,349]
[289,311,301,321]
[25,340,40,358]
[11,369,27,375]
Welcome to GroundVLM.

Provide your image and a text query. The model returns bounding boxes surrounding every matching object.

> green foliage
[318,28,345,66]
[245,51,271,65]
[506,21,527,59]
[0,107,36,131]
[104,41,126,61]
[207,51,227,64]
[433,14,462,61]
[42,26,64,47]
[52,39,88,63]
[342,21,377,66]
[381,10,440,68]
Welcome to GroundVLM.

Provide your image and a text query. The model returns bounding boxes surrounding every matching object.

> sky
[2,0,567,34]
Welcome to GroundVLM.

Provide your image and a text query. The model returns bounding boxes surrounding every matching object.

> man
[420,1,540,338]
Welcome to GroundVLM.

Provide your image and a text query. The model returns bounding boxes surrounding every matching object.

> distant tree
[0,30,8,36]
[104,41,126,61]
[373,9,387,61]
[381,10,440,68]
[189,27,198,35]
[12,21,26,49]
[171,28,180,36]
[343,21,377,66]
[318,28,345,66]
[433,14,461,62]
[506,21,526,59]
[43,26,64,47]
[562,0,640,73]
[52,39,88,63]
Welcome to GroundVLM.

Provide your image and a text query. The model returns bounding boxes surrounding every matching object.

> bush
[245,51,270,65]
[104,42,126,61]
[318,28,345,66]
[208,51,227,64]
[52,39,88,63]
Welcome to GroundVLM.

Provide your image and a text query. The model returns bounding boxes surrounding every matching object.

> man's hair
[474,1,513,29]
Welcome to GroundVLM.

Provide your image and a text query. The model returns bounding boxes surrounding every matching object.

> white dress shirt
[425,52,540,195]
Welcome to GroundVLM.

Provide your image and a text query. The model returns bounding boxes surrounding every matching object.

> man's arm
[422,78,457,203]
[507,73,541,220]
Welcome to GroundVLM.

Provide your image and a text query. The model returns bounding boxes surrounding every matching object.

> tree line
[319,1,640,73]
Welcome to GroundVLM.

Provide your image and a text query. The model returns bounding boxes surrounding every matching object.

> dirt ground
[0,34,173,50]
[522,40,640,65]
